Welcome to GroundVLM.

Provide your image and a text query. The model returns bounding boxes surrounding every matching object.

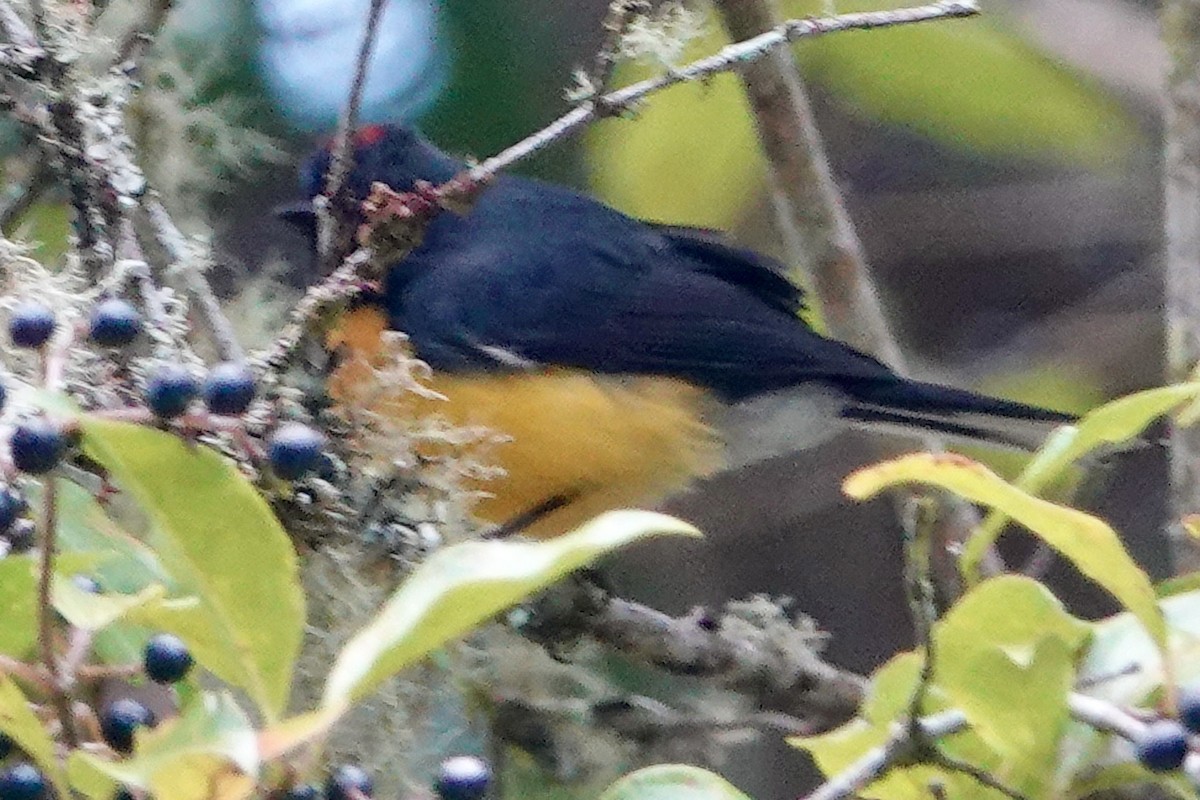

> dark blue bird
[281,124,1074,536]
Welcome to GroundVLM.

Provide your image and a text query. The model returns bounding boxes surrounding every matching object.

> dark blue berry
[0,731,12,759]
[99,698,155,754]
[434,755,491,800]
[5,519,34,553]
[143,633,193,684]
[8,303,55,349]
[267,424,326,481]
[0,380,6,413]
[0,486,26,532]
[0,763,46,800]
[326,764,373,800]
[283,784,319,800]
[9,419,65,475]
[1180,687,1200,735]
[71,575,100,594]
[145,365,199,420]
[1136,720,1190,772]
[88,298,142,348]
[112,789,136,800]
[202,362,256,416]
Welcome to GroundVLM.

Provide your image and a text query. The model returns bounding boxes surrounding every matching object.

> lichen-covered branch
[520,580,866,729]
[1164,0,1200,573]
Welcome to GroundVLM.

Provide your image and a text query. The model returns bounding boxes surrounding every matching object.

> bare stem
[37,476,77,748]
[469,2,978,183]
[1163,0,1200,572]
[320,0,389,271]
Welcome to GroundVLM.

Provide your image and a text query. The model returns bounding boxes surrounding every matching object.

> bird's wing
[389,178,896,401]
[647,224,805,316]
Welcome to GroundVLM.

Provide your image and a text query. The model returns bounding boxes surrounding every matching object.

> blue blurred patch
[256,0,447,131]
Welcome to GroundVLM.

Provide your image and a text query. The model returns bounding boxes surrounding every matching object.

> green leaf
[964,385,1200,582]
[793,656,1001,799]
[0,676,71,800]
[940,639,1072,799]
[844,454,1166,651]
[69,692,258,800]
[936,575,1091,661]
[53,578,168,631]
[783,0,1138,169]
[598,765,751,800]
[323,511,699,707]
[0,558,37,656]
[1054,591,1200,794]
[52,479,176,595]
[80,417,305,719]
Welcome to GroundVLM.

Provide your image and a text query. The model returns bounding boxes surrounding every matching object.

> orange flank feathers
[327,306,723,537]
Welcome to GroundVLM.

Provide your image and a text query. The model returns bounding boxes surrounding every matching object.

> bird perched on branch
[280,124,1074,537]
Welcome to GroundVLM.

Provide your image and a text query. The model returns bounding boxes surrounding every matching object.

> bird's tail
[839,378,1077,452]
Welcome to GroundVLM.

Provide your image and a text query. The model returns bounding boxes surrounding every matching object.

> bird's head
[277,123,462,237]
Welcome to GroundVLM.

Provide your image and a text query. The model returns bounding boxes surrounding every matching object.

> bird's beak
[274,200,318,234]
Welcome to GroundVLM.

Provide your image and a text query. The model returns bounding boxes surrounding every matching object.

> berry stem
[35,476,77,748]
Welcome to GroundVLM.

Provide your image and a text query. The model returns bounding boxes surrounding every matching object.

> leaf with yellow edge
[53,579,168,631]
[68,692,257,800]
[844,453,1165,651]
[0,676,70,800]
[324,511,699,707]
[80,417,304,719]
[257,707,343,761]
[963,384,1200,583]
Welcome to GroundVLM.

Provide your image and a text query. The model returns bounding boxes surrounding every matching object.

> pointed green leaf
[936,575,1091,661]
[0,676,70,800]
[845,454,1165,651]
[52,479,177,594]
[53,579,168,631]
[69,692,258,800]
[598,765,752,800]
[323,511,699,707]
[965,385,1200,582]
[939,639,1073,799]
[80,417,305,719]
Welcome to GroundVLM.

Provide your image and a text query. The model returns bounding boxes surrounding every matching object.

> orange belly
[327,306,724,537]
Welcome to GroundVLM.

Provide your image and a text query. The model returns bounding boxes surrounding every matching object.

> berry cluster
[0,484,32,553]
[1133,689,1200,773]
[279,755,491,800]
[0,635,197,799]
[4,299,329,483]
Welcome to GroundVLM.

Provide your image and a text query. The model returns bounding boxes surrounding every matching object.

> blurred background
[3,0,1172,796]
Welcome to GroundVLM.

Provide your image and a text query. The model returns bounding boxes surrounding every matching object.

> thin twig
[586,0,649,114]
[1163,0,1200,573]
[142,198,244,362]
[319,0,389,272]
[256,249,371,377]
[925,750,1029,800]
[277,1,978,374]
[804,710,967,800]
[903,498,939,718]
[114,0,175,65]
[37,477,77,748]
[468,1,978,184]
